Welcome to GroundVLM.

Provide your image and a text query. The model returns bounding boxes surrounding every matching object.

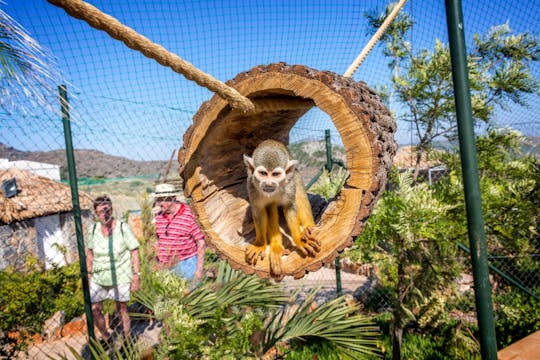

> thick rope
[344,0,408,77]
[47,0,255,112]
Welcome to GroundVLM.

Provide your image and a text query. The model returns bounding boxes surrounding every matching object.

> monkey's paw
[269,250,283,276]
[297,227,321,257]
[245,244,266,265]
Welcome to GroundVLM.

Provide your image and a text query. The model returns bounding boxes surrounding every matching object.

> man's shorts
[90,281,131,303]
[171,255,197,281]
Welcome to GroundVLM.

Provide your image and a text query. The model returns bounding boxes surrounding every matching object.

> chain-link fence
[1,0,539,358]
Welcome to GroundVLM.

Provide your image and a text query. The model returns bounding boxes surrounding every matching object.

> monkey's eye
[258,170,268,176]
[271,171,281,177]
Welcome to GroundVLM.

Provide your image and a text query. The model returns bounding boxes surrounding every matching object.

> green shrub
[373,314,480,360]
[0,263,84,333]
[285,339,342,360]
[494,291,540,348]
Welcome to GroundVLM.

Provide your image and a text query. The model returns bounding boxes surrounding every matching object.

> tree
[434,128,540,284]
[365,4,540,181]
[355,172,469,360]
[0,7,59,114]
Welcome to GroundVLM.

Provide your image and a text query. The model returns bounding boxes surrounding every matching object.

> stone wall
[0,210,93,272]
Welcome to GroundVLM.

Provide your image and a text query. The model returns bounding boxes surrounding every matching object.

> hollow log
[179,62,396,280]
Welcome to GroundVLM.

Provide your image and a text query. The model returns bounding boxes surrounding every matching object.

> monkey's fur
[243,139,321,276]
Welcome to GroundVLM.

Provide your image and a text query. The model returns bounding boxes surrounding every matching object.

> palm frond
[263,291,381,358]
[0,7,61,114]
[183,262,288,321]
[135,261,287,322]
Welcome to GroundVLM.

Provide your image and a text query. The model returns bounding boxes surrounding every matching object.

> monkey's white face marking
[254,165,285,195]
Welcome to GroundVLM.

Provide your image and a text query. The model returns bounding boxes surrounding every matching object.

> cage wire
[1,0,539,358]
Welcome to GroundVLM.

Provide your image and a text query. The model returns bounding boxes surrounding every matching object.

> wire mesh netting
[1,0,539,358]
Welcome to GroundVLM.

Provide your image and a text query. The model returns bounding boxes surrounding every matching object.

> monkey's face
[253,165,286,196]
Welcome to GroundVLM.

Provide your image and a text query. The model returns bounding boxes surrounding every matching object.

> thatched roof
[393,146,443,169]
[0,167,93,224]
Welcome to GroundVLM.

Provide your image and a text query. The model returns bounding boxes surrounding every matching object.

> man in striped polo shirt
[153,183,206,282]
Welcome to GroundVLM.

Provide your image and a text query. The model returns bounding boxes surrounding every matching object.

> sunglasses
[96,206,112,214]
[155,197,176,203]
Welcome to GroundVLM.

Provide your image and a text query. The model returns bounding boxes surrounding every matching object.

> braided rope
[47,0,255,112]
[344,0,408,77]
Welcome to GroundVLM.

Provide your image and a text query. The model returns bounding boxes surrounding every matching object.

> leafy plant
[263,292,380,359]
[0,6,60,114]
[0,263,84,333]
[134,261,381,359]
[354,171,467,359]
[494,292,540,348]
[365,4,540,181]
[308,167,348,200]
[435,129,539,259]
[0,262,84,358]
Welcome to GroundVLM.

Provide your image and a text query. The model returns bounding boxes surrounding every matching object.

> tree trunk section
[179,62,397,280]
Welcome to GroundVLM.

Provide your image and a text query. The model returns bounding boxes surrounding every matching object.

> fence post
[324,129,343,297]
[444,2,498,359]
[60,85,96,346]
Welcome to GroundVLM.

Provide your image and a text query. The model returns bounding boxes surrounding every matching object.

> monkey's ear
[285,159,298,175]
[243,154,255,173]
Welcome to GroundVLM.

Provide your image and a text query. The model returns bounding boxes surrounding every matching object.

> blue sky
[2,0,539,160]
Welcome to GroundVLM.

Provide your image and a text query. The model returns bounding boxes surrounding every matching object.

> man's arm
[130,248,141,291]
[86,248,94,281]
[194,239,206,281]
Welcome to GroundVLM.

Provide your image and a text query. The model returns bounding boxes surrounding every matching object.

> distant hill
[526,136,540,153]
[0,143,178,179]
[0,141,336,183]
[3,134,536,181]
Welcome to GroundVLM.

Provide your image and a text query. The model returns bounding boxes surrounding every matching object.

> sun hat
[152,183,186,202]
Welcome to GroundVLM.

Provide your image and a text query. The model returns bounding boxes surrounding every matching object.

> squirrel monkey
[243,139,321,276]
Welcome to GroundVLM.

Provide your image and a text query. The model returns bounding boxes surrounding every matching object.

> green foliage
[136,262,286,359]
[434,128,540,277]
[374,313,480,360]
[357,171,461,290]
[353,128,539,357]
[353,171,471,357]
[0,6,59,114]
[493,292,540,348]
[0,263,84,358]
[308,167,348,200]
[135,261,381,359]
[64,336,147,360]
[285,340,342,360]
[0,263,84,333]
[366,5,540,179]
[263,292,381,359]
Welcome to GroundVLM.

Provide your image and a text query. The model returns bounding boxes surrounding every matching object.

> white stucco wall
[35,214,67,269]
[0,159,61,181]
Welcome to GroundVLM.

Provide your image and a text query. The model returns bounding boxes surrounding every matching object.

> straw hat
[152,183,186,202]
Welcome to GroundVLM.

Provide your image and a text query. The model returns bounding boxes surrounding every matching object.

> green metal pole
[59,85,96,345]
[444,2,498,359]
[324,129,333,172]
[324,129,343,297]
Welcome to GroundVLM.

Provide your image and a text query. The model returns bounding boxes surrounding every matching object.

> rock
[42,310,65,341]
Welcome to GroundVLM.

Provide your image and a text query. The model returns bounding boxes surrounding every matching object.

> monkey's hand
[296,227,321,257]
[245,243,266,265]
[269,243,284,276]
